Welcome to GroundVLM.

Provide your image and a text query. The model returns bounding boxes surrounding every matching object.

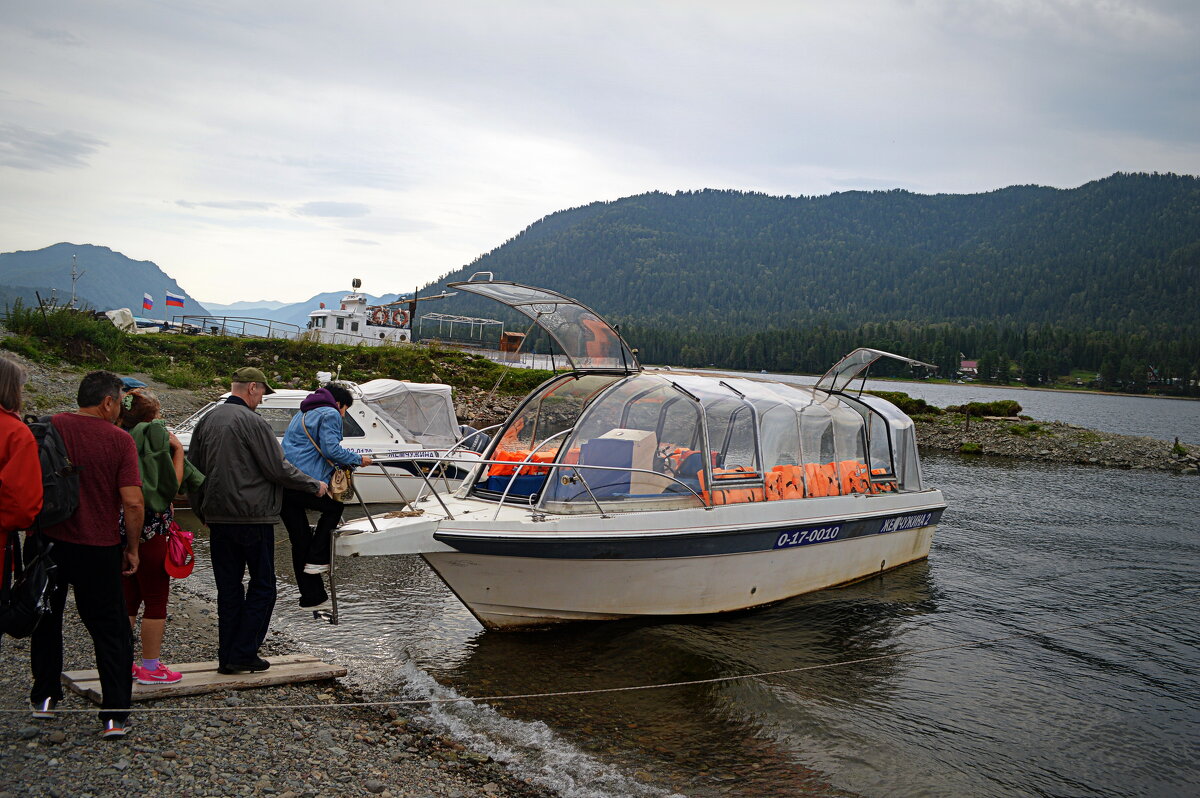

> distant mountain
[0,243,211,317]
[427,172,1200,339]
[200,290,410,328]
[202,299,290,312]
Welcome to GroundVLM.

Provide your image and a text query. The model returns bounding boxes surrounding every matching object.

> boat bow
[335,514,451,557]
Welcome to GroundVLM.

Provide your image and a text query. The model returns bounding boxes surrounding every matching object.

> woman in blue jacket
[280,383,372,613]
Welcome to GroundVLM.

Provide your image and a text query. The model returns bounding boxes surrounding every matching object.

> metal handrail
[391,451,710,520]
[493,429,573,519]
[339,450,711,525]
[410,424,504,505]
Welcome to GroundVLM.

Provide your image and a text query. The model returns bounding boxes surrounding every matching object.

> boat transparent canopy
[815,347,937,394]
[447,280,639,372]
[473,371,924,514]
[356,379,460,448]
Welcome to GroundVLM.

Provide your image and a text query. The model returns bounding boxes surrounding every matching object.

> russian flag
[165,291,185,308]
[142,293,154,311]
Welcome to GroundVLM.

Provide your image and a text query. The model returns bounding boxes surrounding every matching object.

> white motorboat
[335,279,947,629]
[174,378,484,504]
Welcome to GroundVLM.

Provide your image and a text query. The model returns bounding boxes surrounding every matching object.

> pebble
[364,779,386,794]
[0,585,553,798]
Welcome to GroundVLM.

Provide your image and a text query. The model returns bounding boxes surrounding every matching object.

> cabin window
[704,399,759,475]
[867,413,894,477]
[351,322,359,332]
[759,404,800,469]
[336,318,344,330]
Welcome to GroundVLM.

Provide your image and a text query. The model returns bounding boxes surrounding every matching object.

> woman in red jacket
[0,355,43,577]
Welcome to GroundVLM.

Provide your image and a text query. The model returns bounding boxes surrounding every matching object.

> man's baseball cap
[231,366,276,394]
[120,376,147,391]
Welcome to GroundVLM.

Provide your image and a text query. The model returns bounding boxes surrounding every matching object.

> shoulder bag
[301,412,356,502]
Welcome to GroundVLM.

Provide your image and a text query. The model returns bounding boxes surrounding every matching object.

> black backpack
[24,415,80,529]
[0,533,57,639]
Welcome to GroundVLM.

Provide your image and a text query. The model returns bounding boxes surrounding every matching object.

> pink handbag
[165,521,195,578]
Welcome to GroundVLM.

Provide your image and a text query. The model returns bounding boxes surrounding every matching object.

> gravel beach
[0,584,555,798]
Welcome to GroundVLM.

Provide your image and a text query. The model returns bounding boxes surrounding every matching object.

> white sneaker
[303,563,329,574]
[100,719,130,739]
[31,698,57,720]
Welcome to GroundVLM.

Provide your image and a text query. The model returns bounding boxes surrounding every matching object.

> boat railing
[406,423,505,516]
[372,448,709,520]
[173,314,301,340]
[491,429,573,517]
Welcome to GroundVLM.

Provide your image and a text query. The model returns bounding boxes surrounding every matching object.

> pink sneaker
[134,663,183,685]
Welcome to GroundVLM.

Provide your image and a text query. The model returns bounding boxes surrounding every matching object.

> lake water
[718,371,1200,445]
[176,445,1200,797]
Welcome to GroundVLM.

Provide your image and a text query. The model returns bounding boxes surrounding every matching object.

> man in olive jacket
[187,367,327,674]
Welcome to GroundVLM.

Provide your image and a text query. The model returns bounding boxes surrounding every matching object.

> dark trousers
[208,523,275,666]
[28,537,132,723]
[279,489,343,607]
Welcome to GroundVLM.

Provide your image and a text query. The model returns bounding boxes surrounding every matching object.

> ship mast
[69,254,85,309]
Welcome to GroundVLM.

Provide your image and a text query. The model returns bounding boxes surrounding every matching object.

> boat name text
[879,513,933,533]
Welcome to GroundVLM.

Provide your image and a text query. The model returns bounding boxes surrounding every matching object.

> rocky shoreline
[0,586,554,798]
[913,414,1200,474]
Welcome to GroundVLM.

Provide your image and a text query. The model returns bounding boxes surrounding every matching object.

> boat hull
[421,497,942,629]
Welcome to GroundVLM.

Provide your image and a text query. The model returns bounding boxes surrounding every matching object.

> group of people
[0,355,368,739]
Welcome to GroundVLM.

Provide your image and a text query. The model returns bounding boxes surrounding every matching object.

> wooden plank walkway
[62,654,347,704]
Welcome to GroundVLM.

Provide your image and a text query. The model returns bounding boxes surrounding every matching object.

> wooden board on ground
[62,654,347,704]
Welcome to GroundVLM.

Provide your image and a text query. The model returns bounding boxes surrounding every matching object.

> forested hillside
[428,172,1200,391]
[0,243,211,317]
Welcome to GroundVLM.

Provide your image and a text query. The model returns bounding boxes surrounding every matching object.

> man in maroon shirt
[29,371,144,739]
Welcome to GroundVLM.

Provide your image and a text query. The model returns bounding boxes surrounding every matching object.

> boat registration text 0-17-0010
[774,525,843,549]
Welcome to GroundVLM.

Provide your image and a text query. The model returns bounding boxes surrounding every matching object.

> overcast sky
[2,1,1197,304]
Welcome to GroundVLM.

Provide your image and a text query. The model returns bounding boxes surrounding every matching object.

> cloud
[0,124,105,170]
[294,201,371,218]
[344,238,380,246]
[176,200,277,211]
[29,28,83,46]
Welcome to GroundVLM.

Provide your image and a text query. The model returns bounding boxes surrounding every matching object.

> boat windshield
[447,280,638,372]
[815,347,936,394]
[476,373,623,498]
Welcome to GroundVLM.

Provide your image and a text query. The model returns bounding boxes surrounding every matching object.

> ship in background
[304,278,416,346]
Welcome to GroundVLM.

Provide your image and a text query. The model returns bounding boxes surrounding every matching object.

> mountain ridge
[0,243,212,318]
[426,171,1200,338]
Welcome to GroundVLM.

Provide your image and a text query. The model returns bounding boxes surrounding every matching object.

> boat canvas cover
[447,281,638,372]
[358,379,458,447]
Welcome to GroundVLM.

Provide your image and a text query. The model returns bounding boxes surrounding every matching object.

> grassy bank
[2,303,550,397]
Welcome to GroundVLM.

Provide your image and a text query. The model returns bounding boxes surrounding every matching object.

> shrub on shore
[866,390,944,416]
[2,303,550,396]
[945,399,1023,417]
